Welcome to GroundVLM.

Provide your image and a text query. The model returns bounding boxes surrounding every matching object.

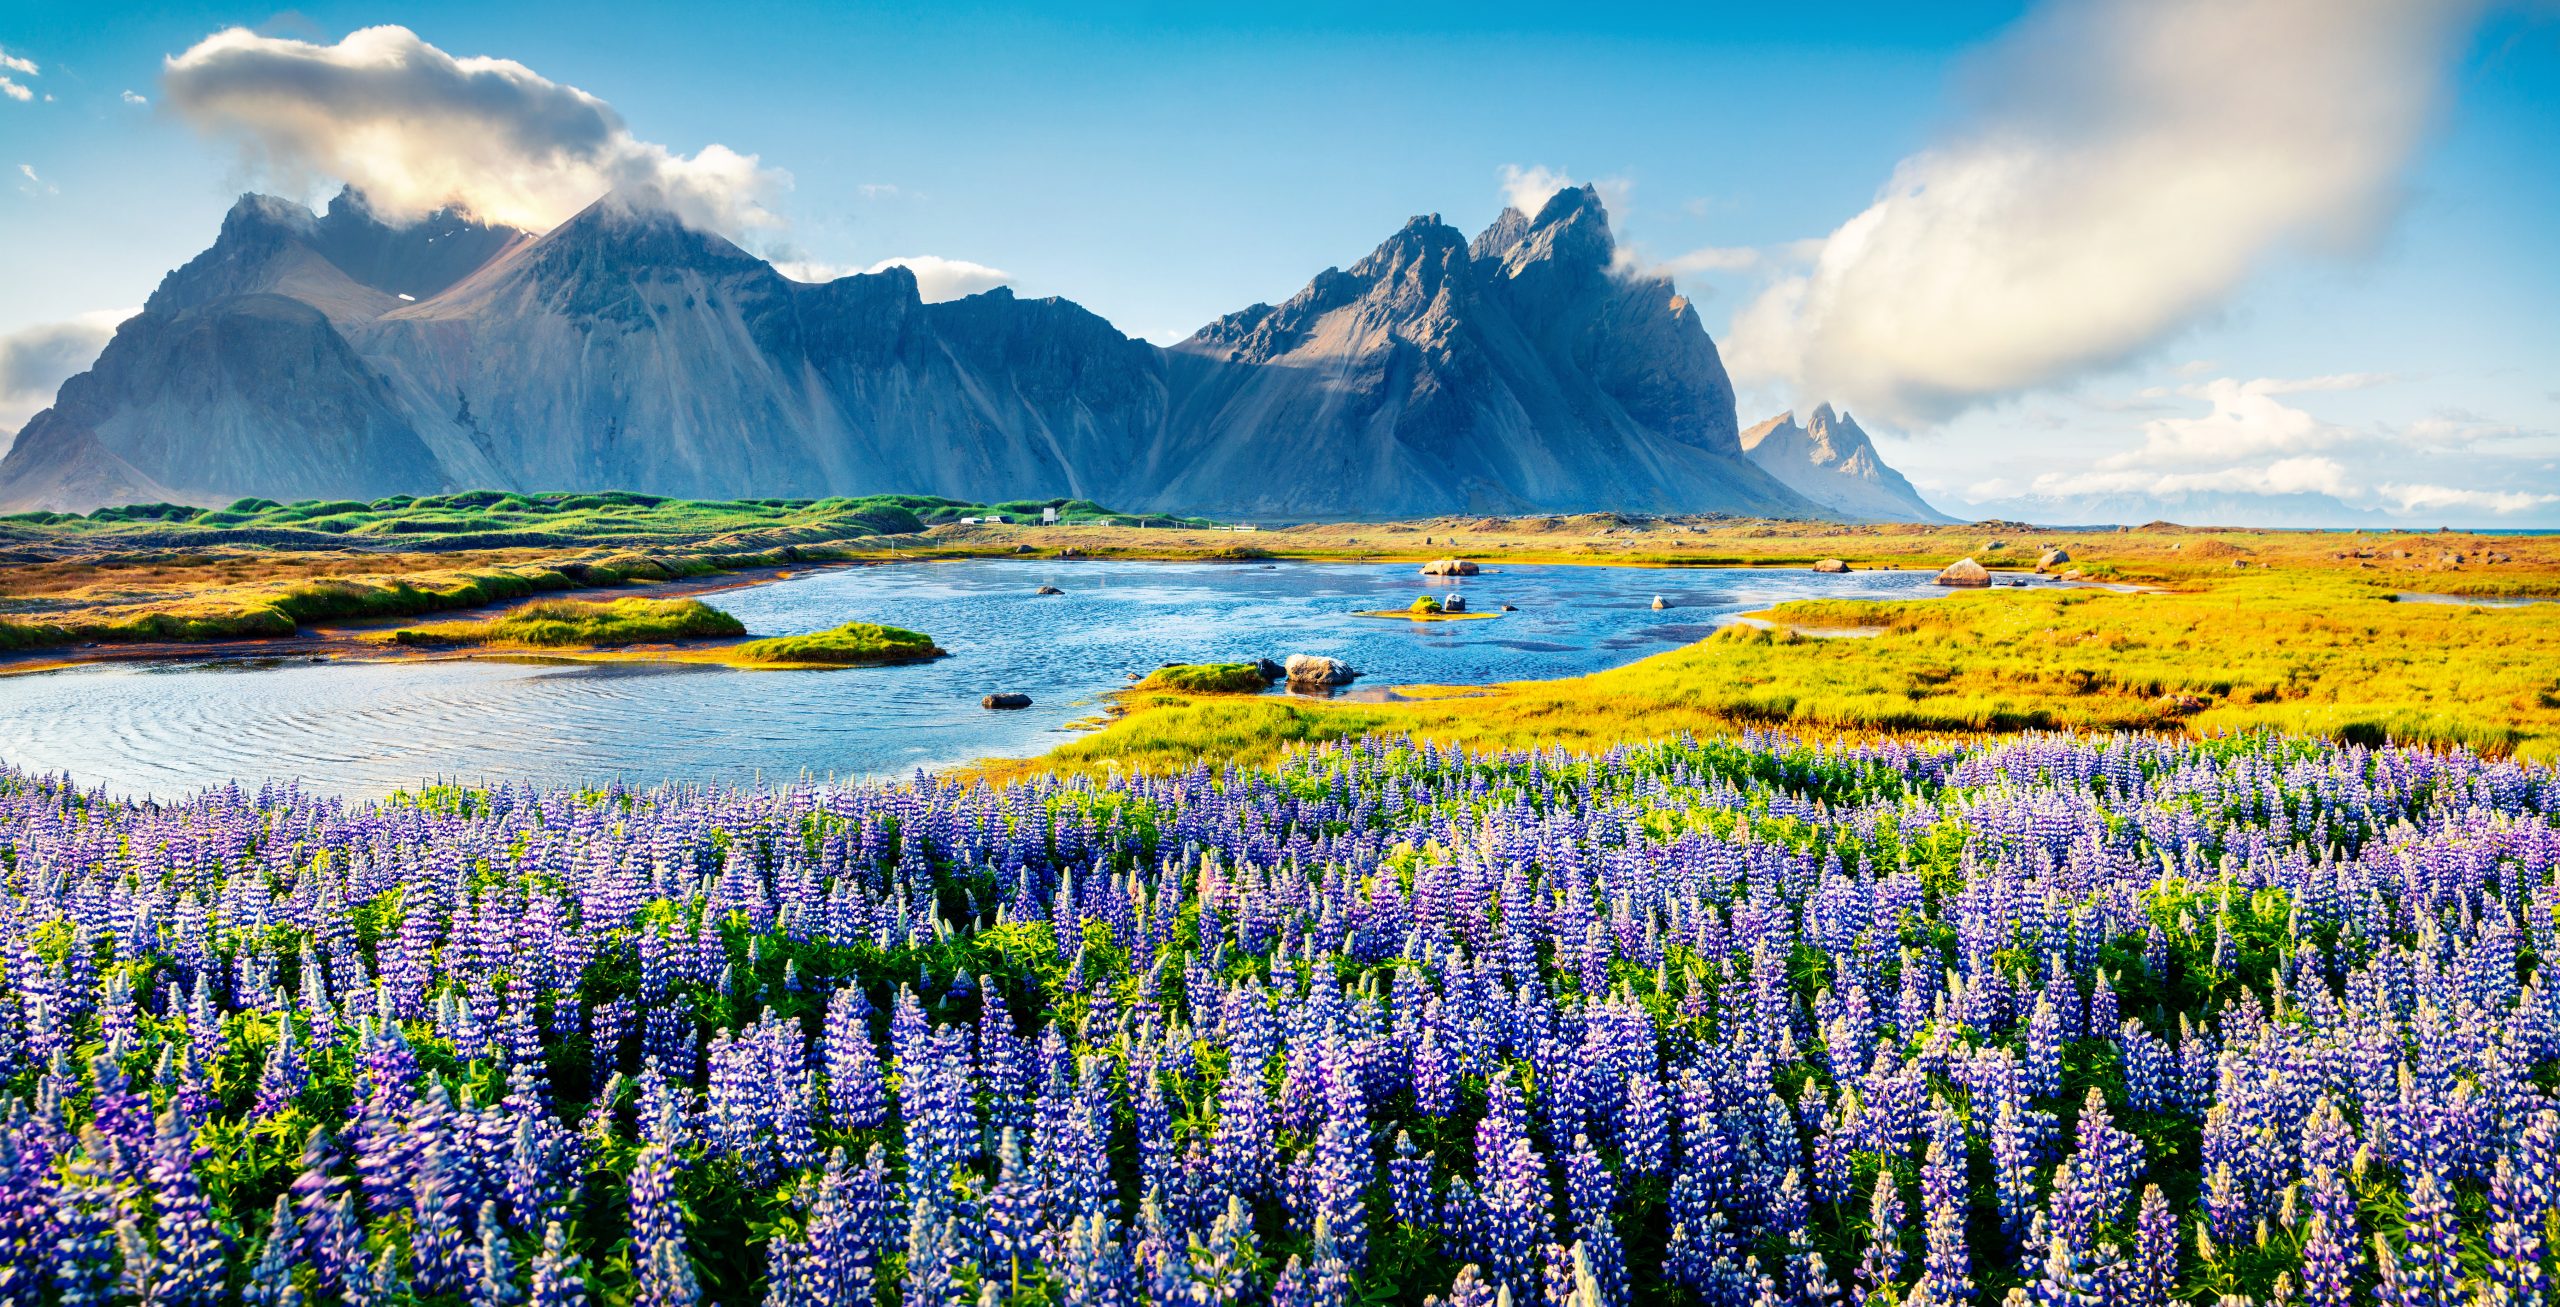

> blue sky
[2,1,2555,522]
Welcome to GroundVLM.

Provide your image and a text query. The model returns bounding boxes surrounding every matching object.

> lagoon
[0,558,1948,798]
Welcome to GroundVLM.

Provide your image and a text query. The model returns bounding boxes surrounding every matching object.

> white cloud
[0,46,35,103]
[771,260,860,284]
[2097,377,2358,471]
[863,256,1013,302]
[774,256,1012,302]
[2028,455,2356,500]
[121,90,148,106]
[161,25,789,236]
[2377,483,2560,515]
[1494,164,1632,219]
[0,309,134,435]
[1497,164,1574,216]
[1725,0,2485,426]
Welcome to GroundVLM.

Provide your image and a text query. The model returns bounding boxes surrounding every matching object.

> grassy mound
[1137,662,1270,694]
[728,621,944,666]
[390,598,746,648]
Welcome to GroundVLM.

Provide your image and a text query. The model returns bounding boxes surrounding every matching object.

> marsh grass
[727,622,944,667]
[1135,663,1270,694]
[1033,568,2560,772]
[387,598,746,649]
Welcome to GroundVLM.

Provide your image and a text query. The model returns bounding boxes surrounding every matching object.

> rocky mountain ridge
[1,186,1920,519]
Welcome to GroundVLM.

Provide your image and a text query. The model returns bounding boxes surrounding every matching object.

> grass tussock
[727,622,944,667]
[1136,663,1270,694]
[388,598,746,649]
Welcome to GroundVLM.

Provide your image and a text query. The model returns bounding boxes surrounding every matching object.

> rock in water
[1441,594,1468,613]
[1033,585,1063,595]
[982,693,1033,710]
[1812,558,1849,573]
[1935,558,1993,588]
[1254,658,1286,681]
[1651,595,1671,610]
[1283,654,1357,686]
[1420,559,1480,576]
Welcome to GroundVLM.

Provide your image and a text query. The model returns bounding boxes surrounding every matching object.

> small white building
[1042,506,1060,523]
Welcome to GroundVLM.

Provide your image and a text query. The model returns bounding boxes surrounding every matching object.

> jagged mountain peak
[1741,404,1950,524]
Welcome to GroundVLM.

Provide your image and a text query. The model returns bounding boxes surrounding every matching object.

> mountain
[1738,404,1951,523]
[0,186,1824,519]
[1160,188,1806,517]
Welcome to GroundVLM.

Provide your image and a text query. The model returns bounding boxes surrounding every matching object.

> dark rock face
[1738,403,1952,524]
[2,185,1827,519]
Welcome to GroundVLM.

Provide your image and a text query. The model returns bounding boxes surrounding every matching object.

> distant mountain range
[1955,487,2390,529]
[0,186,1948,521]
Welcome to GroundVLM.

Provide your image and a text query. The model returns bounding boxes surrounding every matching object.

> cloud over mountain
[0,310,129,437]
[162,25,787,236]
[1726,0,2486,426]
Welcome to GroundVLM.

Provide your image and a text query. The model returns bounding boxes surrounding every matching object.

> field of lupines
[1,730,2557,1307]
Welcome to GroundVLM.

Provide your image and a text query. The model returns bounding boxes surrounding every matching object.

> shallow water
[2391,591,2550,608]
[0,559,1945,799]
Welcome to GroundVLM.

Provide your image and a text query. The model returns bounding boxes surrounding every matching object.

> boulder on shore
[982,693,1033,710]
[1284,654,1358,686]
[1420,558,1480,576]
[2036,548,2071,572]
[1812,558,1849,574]
[1935,557,1992,588]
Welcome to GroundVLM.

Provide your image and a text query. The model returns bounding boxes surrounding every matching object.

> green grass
[388,598,747,648]
[1135,662,1270,694]
[4,490,1212,549]
[1410,595,1443,614]
[727,621,944,667]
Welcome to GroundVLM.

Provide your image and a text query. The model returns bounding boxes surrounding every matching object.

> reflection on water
[0,559,1945,799]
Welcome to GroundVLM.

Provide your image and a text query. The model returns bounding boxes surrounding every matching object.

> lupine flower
[0,731,2542,1304]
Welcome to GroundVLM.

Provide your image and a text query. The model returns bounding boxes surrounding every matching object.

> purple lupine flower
[2487,1153,2546,1307]
[825,986,885,1130]
[531,1221,590,1307]
[146,1109,229,1305]
[1858,1168,1905,1303]
[2379,1164,2459,1307]
[1475,1073,1551,1296]
[1392,1131,1437,1230]
[471,1201,524,1307]
[1918,1109,1972,1305]
[2131,1184,2176,1307]
[240,1196,297,1307]
[631,1099,697,1307]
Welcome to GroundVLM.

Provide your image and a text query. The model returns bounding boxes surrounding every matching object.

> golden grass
[1018,567,2560,776]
